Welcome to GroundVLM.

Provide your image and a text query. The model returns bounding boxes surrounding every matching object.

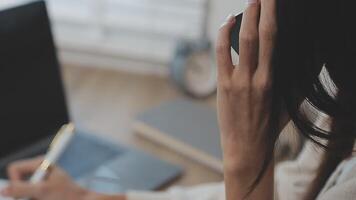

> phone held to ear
[230,13,243,55]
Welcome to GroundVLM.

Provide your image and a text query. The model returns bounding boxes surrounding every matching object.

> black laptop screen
[0,1,69,158]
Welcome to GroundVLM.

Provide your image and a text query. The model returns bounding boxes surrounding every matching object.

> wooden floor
[61,65,223,187]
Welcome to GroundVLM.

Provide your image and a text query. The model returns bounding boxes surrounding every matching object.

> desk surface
[62,65,223,188]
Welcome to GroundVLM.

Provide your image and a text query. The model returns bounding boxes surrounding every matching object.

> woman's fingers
[238,0,260,73]
[257,0,277,74]
[7,157,43,181]
[216,14,236,79]
[2,181,41,199]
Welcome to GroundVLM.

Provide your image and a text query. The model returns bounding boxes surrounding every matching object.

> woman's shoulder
[316,156,356,200]
[275,142,356,200]
[275,141,323,200]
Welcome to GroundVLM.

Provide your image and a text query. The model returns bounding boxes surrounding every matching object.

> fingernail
[220,14,236,29]
[225,14,235,23]
[219,22,227,29]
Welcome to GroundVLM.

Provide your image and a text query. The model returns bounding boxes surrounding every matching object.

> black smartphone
[230,13,243,54]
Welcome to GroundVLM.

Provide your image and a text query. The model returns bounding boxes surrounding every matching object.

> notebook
[133,99,223,172]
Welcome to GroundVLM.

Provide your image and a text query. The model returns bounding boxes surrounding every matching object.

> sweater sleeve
[127,182,224,200]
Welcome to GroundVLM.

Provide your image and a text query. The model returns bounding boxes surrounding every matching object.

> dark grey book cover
[134,99,223,172]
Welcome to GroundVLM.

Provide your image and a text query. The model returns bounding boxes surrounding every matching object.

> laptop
[0,0,181,193]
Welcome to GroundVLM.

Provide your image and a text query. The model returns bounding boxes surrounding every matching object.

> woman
[2,0,356,199]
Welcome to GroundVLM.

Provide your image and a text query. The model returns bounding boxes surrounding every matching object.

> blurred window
[47,0,207,74]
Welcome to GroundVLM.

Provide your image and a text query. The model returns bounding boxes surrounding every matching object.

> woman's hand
[217,0,277,170]
[216,0,283,199]
[1,157,126,200]
[1,157,87,200]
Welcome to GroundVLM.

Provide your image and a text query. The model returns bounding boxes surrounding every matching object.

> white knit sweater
[127,142,356,200]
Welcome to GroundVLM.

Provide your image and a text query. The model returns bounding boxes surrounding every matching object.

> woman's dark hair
[250,0,356,198]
